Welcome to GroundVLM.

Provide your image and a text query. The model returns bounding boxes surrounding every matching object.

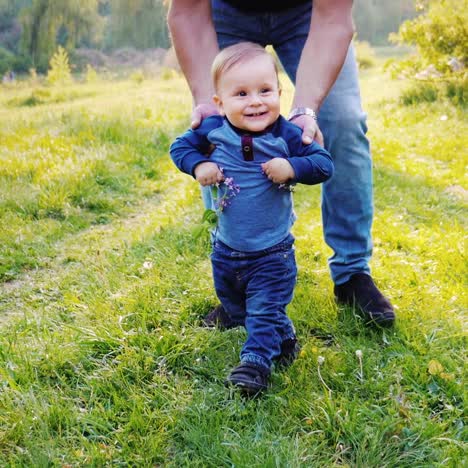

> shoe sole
[225,378,267,395]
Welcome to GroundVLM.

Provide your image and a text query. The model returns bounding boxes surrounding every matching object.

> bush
[26,88,52,106]
[0,47,14,76]
[445,78,468,108]
[11,54,33,73]
[47,47,72,86]
[389,0,467,107]
[0,48,33,75]
[400,78,467,108]
[130,69,144,84]
[400,82,439,105]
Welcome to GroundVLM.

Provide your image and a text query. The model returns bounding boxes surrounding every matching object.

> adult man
[167,0,395,327]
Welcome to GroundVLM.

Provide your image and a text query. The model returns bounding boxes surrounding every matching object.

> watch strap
[288,107,318,121]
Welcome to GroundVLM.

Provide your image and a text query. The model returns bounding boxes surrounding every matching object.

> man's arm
[167,0,220,127]
[291,0,354,145]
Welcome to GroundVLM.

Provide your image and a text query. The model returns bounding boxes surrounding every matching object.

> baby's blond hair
[211,42,279,92]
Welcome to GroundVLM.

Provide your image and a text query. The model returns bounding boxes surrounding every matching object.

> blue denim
[210,0,373,284]
[211,234,297,370]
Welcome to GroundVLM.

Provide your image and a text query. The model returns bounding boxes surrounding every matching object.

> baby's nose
[249,94,262,105]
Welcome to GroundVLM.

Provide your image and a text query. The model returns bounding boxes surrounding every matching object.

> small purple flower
[212,168,240,213]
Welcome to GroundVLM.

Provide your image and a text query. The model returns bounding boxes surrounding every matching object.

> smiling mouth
[245,111,268,117]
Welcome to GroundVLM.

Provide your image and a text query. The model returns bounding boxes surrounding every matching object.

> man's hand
[191,103,220,129]
[290,114,324,147]
[262,158,295,184]
[291,0,353,143]
[194,161,224,186]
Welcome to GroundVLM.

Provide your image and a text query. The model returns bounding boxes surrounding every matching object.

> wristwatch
[288,107,317,121]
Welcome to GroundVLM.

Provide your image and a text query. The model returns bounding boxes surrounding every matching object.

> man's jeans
[211,234,297,370]
[211,0,373,285]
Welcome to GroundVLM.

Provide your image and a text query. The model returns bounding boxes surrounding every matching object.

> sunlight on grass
[0,59,466,465]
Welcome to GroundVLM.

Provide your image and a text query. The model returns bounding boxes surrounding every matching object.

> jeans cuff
[281,332,297,343]
[281,323,296,342]
[241,353,270,371]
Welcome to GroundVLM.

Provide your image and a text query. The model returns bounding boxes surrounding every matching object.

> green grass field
[0,59,466,466]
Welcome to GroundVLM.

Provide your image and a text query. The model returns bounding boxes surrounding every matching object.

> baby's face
[213,55,281,132]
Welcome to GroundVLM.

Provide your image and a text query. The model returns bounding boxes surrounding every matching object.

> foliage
[445,78,468,107]
[387,0,467,108]
[193,208,218,240]
[400,82,438,105]
[0,0,30,51]
[20,0,103,71]
[103,0,169,51]
[12,53,33,73]
[20,87,52,106]
[130,69,145,84]
[399,78,468,107]
[389,0,467,78]
[4,0,418,76]
[0,46,15,75]
[0,0,31,22]
[47,46,72,85]
[0,46,31,76]
[7,0,168,72]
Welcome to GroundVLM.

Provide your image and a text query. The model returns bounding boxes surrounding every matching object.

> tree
[389,0,467,106]
[0,0,31,51]
[390,0,467,76]
[19,0,103,71]
[104,0,169,50]
[47,45,72,85]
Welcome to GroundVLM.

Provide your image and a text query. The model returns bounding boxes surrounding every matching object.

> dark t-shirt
[224,0,309,12]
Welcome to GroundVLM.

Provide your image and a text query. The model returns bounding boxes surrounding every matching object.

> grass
[0,56,466,466]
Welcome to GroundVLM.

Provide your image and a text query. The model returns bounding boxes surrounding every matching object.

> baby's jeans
[211,234,297,370]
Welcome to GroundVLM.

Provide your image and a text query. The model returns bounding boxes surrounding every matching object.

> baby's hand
[261,158,295,184]
[194,162,224,186]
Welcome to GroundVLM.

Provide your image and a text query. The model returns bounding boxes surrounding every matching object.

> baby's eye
[261,88,272,94]
[237,90,247,97]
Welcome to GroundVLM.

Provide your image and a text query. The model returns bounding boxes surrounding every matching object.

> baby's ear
[213,95,225,115]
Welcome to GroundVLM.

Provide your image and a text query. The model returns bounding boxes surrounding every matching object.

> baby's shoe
[276,337,301,367]
[225,362,270,396]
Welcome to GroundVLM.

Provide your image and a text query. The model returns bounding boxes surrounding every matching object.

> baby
[170,42,333,395]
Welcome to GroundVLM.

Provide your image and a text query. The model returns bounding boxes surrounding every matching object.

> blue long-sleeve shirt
[170,115,333,251]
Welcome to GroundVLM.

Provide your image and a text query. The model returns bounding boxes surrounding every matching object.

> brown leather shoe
[334,273,395,327]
